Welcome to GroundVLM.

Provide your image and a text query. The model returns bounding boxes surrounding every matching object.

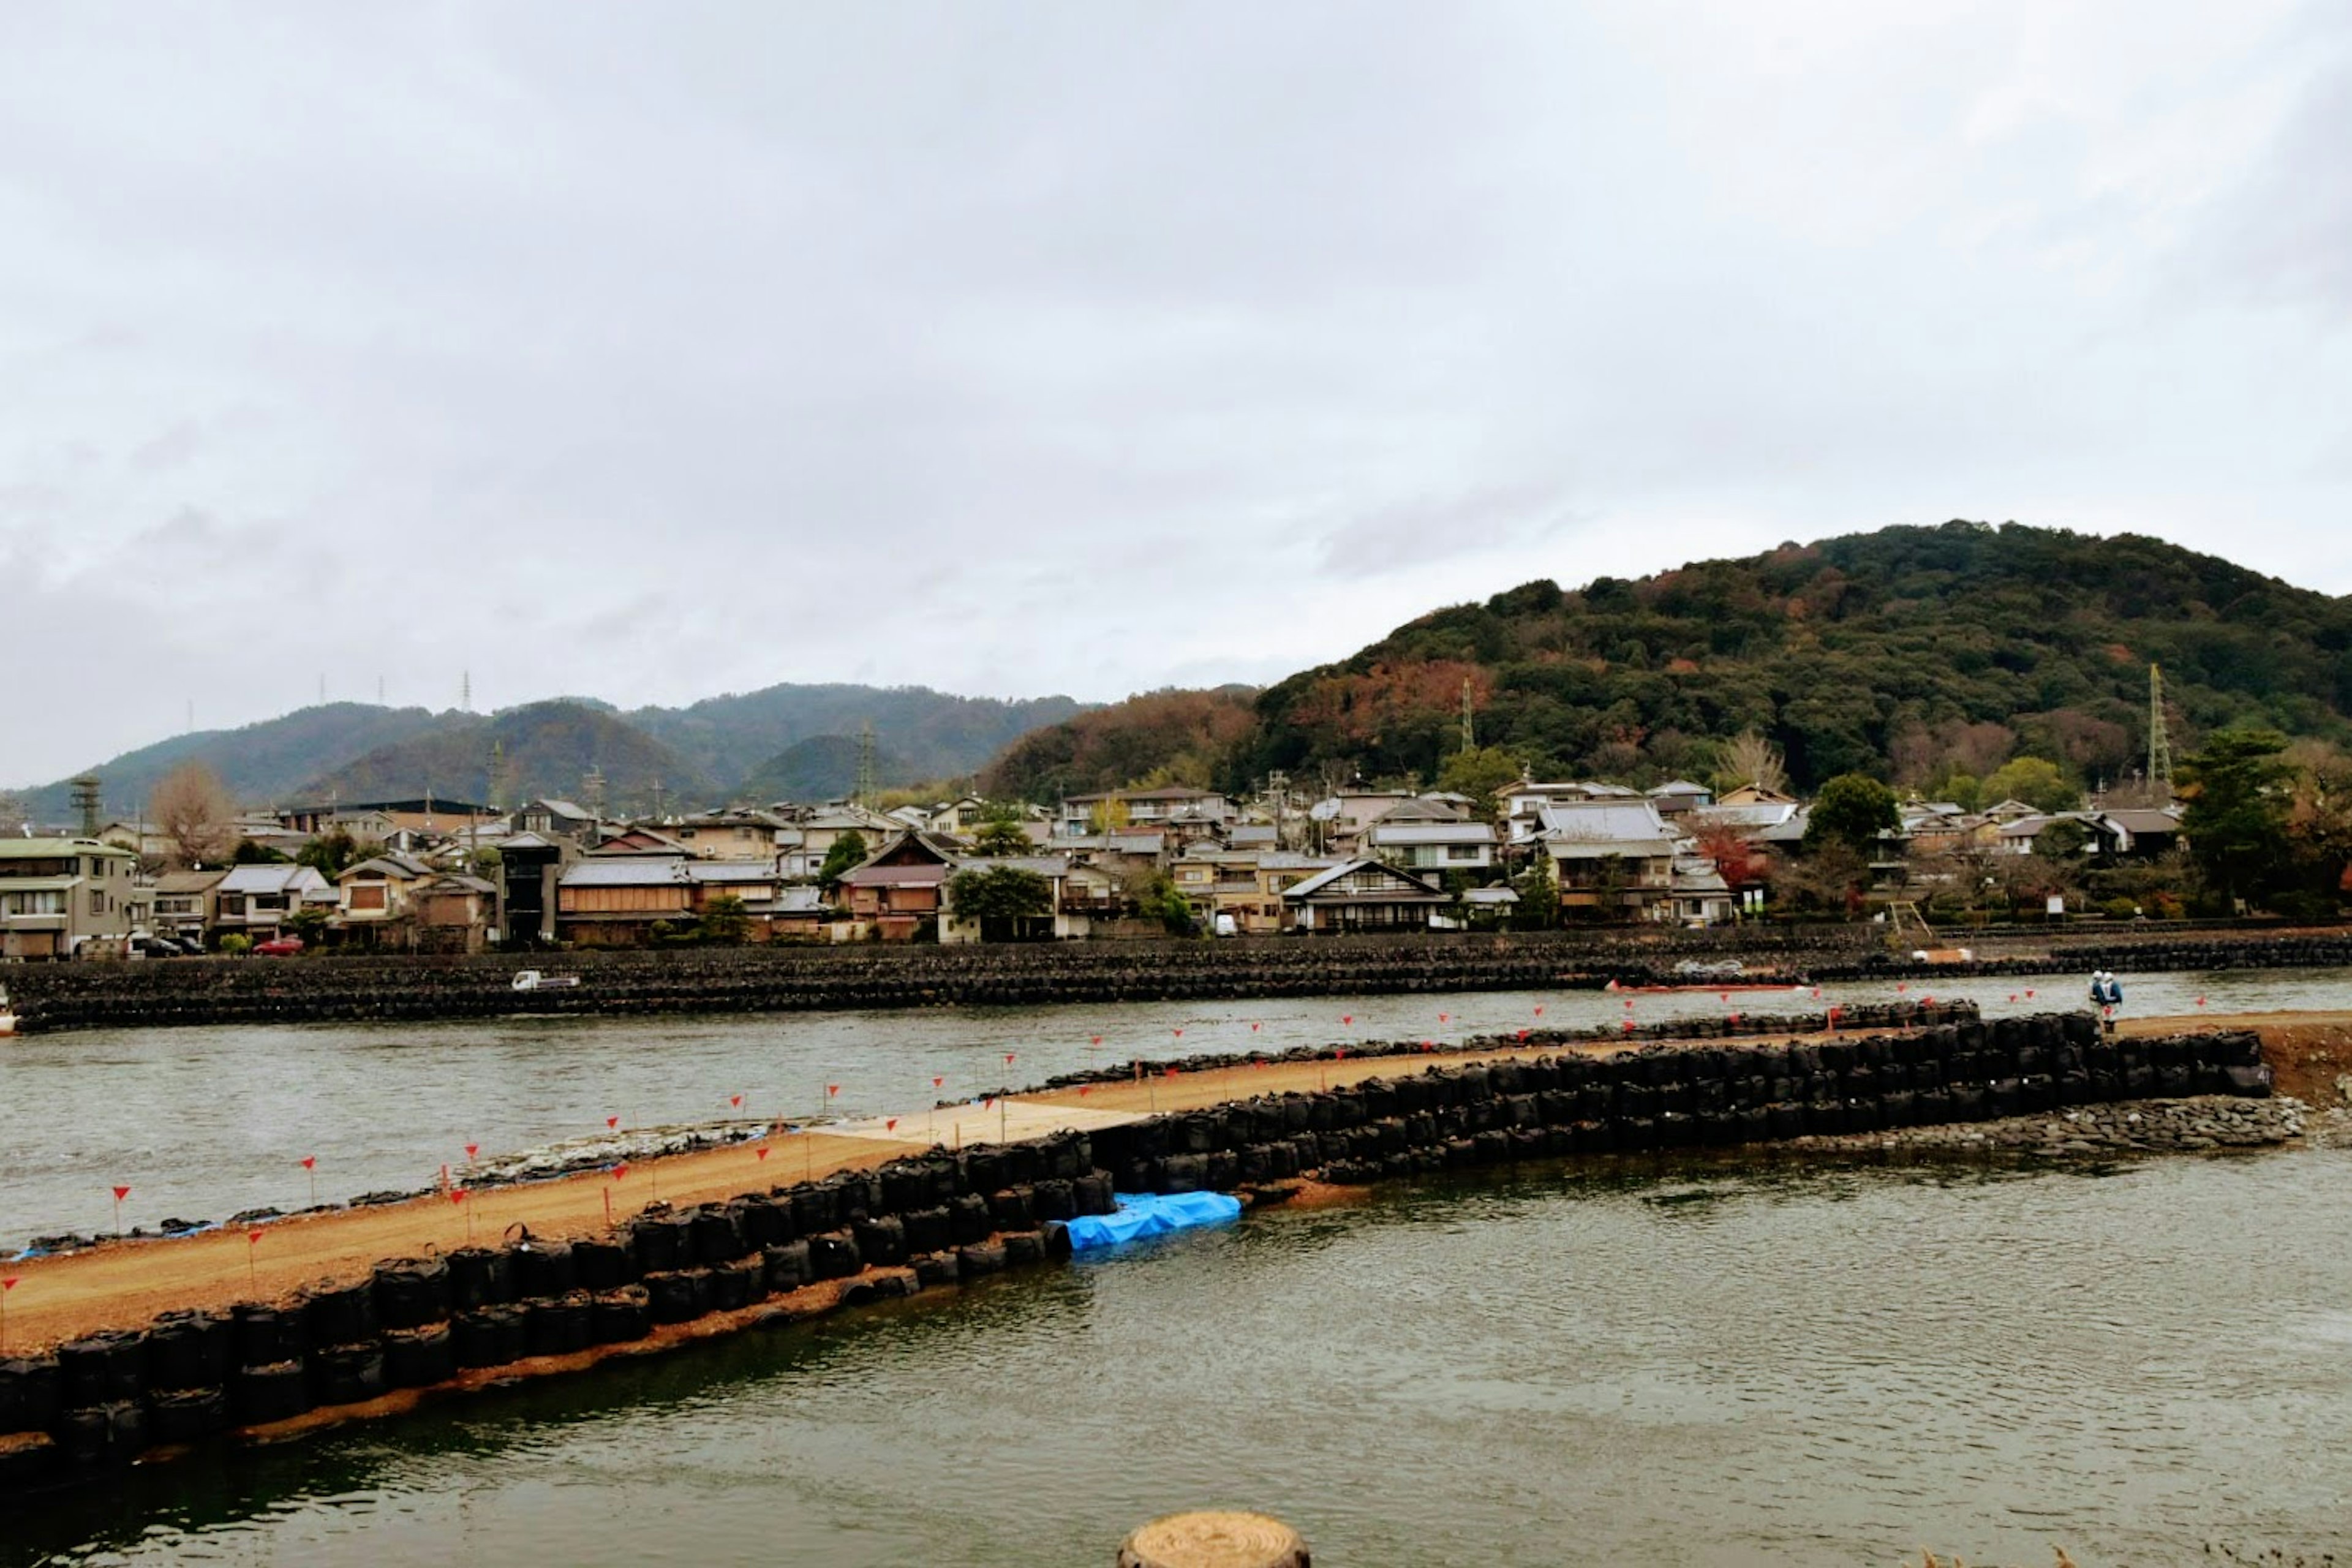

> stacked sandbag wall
[1088,1016,2276,1190]
[0,1133,1115,1493]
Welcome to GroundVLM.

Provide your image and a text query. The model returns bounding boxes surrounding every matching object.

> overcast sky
[4,1,2348,786]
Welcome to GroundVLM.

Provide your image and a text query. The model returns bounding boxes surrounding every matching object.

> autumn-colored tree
[150,762,237,867]
[1979,756,2079,813]
[1689,815,1770,891]
[1712,729,1787,796]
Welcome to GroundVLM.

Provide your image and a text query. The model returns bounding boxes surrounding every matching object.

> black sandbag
[450,1311,505,1370]
[709,1258,761,1311]
[510,1240,577,1299]
[56,1330,147,1408]
[572,1236,633,1292]
[1001,1231,1044,1267]
[762,1240,812,1294]
[0,1431,57,1490]
[0,1357,61,1436]
[2225,1063,2274,1097]
[310,1343,386,1406]
[911,1252,960,1289]
[54,1400,145,1467]
[688,1208,745,1267]
[641,1270,710,1325]
[956,1242,1006,1278]
[593,1286,652,1343]
[232,1360,311,1425]
[807,1232,862,1281]
[624,1214,690,1275]
[524,1293,595,1356]
[987,1188,1036,1232]
[146,1310,232,1393]
[446,1247,516,1311]
[371,1259,448,1331]
[948,1194,992,1246]
[902,1206,952,1254]
[372,1325,450,1390]
[147,1386,228,1445]
[853,1215,908,1268]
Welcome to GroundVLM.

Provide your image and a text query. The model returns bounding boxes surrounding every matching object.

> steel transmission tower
[855,722,877,809]
[2147,663,2173,796]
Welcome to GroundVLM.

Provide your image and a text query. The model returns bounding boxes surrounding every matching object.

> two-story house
[0,837,141,959]
[1360,798,1499,875]
[1536,799,1680,919]
[213,863,332,943]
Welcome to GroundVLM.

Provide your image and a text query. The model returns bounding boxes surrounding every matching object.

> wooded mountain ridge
[982,522,2352,802]
[21,684,1087,821]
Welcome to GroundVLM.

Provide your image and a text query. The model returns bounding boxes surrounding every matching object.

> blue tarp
[1063,1190,1242,1251]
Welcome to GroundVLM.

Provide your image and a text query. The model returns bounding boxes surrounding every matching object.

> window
[1447,845,1482,861]
[91,889,106,916]
[350,884,388,911]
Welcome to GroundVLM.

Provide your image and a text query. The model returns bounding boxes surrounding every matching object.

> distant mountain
[22,703,453,823]
[735,734,913,804]
[296,700,717,813]
[986,522,2352,799]
[626,684,1086,791]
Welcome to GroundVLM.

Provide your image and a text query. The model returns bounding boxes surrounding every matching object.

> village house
[1535,799,1679,919]
[0,837,142,959]
[776,805,902,880]
[494,831,575,947]
[833,832,958,941]
[512,799,601,842]
[669,809,788,861]
[553,856,693,946]
[1055,786,1231,839]
[1280,859,1450,932]
[277,797,496,839]
[412,873,500,953]
[1171,846,1341,933]
[1645,780,1715,819]
[151,869,228,948]
[1360,797,1499,875]
[213,862,332,944]
[333,851,437,947]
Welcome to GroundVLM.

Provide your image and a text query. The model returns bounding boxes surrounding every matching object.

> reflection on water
[10,1147,2351,1567]
[5,967,2346,1243]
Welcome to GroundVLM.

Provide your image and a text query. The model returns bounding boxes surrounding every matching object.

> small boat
[510,970,582,992]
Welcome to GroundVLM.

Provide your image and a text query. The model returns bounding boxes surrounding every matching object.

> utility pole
[1460,677,1476,755]
[583,767,607,820]
[2147,663,2173,799]
[650,777,666,821]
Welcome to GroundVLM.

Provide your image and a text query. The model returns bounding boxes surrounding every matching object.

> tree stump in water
[1117,1511,1308,1568]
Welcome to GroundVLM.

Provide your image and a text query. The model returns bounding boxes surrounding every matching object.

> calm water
[8,1147,2351,1566]
[2,969,2346,1246]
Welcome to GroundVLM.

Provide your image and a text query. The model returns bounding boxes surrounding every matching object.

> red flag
[984,1097,995,1109]
[300,1156,315,1170]
[1090,1036,1102,1046]
[1079,1086,1091,1096]
[1172,1028,1183,1038]
[1439,1013,1449,1023]
[613,1162,630,1180]
[245,1231,262,1246]
[827,1084,840,1096]
[1622,1020,1635,1032]
[1342,1015,1352,1025]
[113,1185,130,1201]
[1534,1006,1544,1016]
[1163,1067,1177,1079]
[2,1277,18,1291]
[932,1076,943,1088]
[1422,1039,1433,1049]
[1004,1053,1016,1065]
[450,1189,467,1205]
[730,1094,742,1108]
[1516,1030,1529,1041]
[1250,1022,1261,1031]
[606,1116,619,1129]
[466,1143,479,1159]
[2024,989,2036,998]
[756,1146,769,1161]
[886,1117,899,1131]
[1335,1049,1346,1060]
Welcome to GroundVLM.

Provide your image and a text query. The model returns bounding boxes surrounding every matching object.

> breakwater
[10,927,2352,1034]
[0,1010,2277,1494]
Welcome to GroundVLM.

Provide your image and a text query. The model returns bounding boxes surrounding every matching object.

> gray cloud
[2,0,2349,783]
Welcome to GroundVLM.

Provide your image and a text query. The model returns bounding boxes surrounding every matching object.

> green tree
[816,831,869,884]
[1803,774,1901,859]
[1513,853,1558,929]
[287,906,332,946]
[970,807,1031,856]
[948,865,1054,937]
[696,894,753,944]
[1980,756,2079,813]
[297,828,361,878]
[2176,729,2293,904]
[1435,746,1522,821]
[232,838,292,864]
[1128,869,1198,935]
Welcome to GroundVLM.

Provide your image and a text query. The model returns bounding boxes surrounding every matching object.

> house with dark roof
[1280,859,1449,933]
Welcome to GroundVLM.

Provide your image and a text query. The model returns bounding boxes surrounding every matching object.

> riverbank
[10,926,2352,1034]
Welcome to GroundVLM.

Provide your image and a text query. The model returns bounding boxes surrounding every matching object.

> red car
[254,935,306,957]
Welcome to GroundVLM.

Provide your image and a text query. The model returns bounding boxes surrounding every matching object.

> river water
[2,967,2344,1246]
[10,1146,2352,1566]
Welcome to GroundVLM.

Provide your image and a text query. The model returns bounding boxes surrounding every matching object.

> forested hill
[991,522,2352,801]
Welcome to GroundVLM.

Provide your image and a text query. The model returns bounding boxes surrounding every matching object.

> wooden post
[1117,1512,1308,1568]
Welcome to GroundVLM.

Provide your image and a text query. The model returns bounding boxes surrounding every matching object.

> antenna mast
[70,775,102,838]
[2147,663,2173,797]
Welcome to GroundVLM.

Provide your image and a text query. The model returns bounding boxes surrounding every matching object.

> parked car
[129,935,184,959]
[254,935,305,957]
